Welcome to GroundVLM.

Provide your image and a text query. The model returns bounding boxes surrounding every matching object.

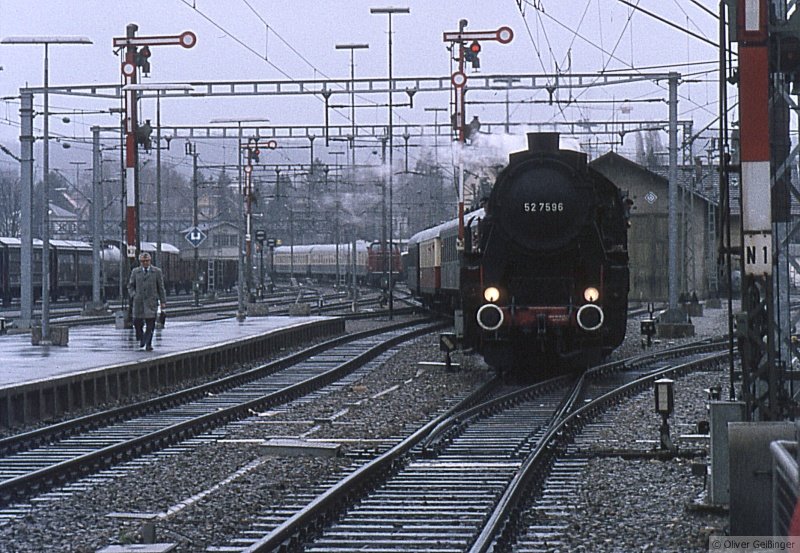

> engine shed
[590,152,719,303]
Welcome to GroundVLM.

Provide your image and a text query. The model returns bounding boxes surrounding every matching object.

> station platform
[0,315,345,429]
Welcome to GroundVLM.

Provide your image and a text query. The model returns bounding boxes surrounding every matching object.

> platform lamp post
[91,129,103,307]
[1,35,92,343]
[185,140,200,307]
[335,43,369,168]
[123,83,193,267]
[209,116,270,321]
[371,7,408,321]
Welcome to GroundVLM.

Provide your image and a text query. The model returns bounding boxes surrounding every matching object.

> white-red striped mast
[732,0,776,421]
[121,24,139,259]
[442,24,513,246]
[113,26,197,260]
[737,0,772,276]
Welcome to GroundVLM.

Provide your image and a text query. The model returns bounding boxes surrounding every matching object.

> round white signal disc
[496,27,514,44]
[180,31,197,49]
[451,71,467,88]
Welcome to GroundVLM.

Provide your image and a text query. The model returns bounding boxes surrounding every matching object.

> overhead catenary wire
[176,0,374,125]
[239,0,330,80]
[601,0,639,73]
[177,0,422,132]
[515,0,557,77]
[615,0,718,49]
[0,3,728,188]
[513,1,722,134]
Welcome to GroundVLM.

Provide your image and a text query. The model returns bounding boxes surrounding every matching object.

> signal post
[243,138,277,298]
[727,0,800,421]
[113,24,195,324]
[442,21,512,248]
[442,21,512,346]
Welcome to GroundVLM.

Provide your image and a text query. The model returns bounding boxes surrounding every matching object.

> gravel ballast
[0,317,491,552]
[518,303,735,553]
[0,305,738,552]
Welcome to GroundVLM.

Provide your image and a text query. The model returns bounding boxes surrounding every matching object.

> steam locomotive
[407,133,630,372]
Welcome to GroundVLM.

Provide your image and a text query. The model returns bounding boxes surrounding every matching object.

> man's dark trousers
[134,317,156,349]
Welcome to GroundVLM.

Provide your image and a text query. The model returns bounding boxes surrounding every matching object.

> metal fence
[771,440,799,536]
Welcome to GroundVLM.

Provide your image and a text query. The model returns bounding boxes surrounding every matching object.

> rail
[242,376,501,552]
[0,319,445,506]
[469,347,730,552]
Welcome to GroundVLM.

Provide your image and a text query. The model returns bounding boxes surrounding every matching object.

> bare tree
[0,169,20,237]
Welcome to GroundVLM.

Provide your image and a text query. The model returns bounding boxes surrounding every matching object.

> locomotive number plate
[523,202,564,213]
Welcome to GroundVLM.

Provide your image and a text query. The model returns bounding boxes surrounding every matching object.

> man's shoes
[138,344,146,351]
[145,346,153,351]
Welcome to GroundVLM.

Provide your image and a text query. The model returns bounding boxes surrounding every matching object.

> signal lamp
[483,286,500,302]
[465,41,481,69]
[583,287,599,302]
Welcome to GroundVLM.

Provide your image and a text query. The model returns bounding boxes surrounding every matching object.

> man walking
[128,252,167,351]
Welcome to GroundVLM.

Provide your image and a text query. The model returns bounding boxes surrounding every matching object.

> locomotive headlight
[583,287,600,303]
[483,287,500,303]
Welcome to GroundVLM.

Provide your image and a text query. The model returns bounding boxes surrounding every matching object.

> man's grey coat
[128,266,167,319]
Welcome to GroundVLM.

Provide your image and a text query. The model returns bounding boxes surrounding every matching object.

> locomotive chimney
[527,132,559,153]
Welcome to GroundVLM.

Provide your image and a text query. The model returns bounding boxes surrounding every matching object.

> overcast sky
[0,1,724,175]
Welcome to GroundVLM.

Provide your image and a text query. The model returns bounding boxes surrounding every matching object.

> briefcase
[158,310,166,327]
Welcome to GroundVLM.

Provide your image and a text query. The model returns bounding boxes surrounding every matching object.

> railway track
[0,317,445,514]
[0,291,238,318]
[471,339,728,553]
[229,337,727,553]
[1,286,412,328]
